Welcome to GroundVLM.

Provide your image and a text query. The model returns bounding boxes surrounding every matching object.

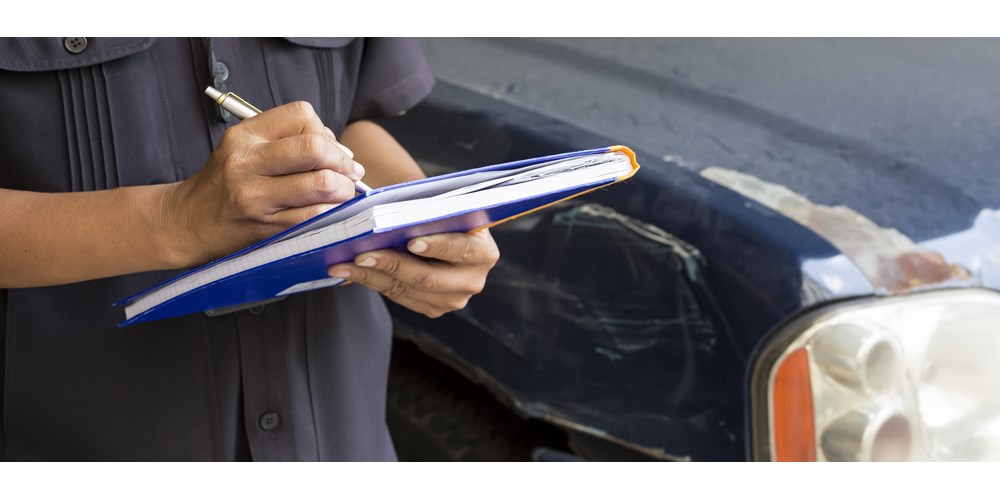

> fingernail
[330,268,351,279]
[409,240,428,253]
[353,161,365,179]
[357,256,376,267]
[337,142,355,158]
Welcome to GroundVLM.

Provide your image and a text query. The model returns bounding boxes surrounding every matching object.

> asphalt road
[420,38,1000,241]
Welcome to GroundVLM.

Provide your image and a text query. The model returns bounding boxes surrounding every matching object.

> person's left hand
[328,228,500,318]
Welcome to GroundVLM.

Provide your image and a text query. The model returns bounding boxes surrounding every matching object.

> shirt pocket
[0,38,173,192]
[0,38,156,71]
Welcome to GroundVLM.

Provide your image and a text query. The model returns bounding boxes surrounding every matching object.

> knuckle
[458,238,478,263]
[310,169,352,203]
[469,278,486,295]
[299,134,327,165]
[337,157,354,177]
[339,148,355,169]
[219,126,243,146]
[383,279,410,299]
[324,126,338,142]
[382,256,402,275]
[289,100,316,119]
[221,147,248,174]
[412,272,438,291]
[313,169,338,198]
[334,175,355,200]
[447,296,470,312]
[484,245,501,266]
[347,267,368,284]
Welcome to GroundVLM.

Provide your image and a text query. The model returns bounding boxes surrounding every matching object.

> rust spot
[888,251,971,291]
[701,167,973,293]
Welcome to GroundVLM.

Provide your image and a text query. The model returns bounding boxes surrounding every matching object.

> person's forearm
[0,185,183,288]
[339,120,426,187]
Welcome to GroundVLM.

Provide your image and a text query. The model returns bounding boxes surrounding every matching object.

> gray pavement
[421,38,1000,240]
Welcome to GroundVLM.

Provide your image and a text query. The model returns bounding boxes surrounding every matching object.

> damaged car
[379,38,1000,461]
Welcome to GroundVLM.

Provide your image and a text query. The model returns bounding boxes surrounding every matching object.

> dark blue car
[379,39,1000,461]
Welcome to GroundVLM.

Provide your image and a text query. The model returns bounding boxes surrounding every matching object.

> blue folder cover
[116,146,639,326]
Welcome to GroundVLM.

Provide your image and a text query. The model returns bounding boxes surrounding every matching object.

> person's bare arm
[333,120,500,318]
[338,119,425,187]
[0,184,179,288]
[0,101,359,288]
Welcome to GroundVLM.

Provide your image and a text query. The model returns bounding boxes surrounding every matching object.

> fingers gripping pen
[205,85,373,193]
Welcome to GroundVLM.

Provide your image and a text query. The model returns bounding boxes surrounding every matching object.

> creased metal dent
[700,167,972,293]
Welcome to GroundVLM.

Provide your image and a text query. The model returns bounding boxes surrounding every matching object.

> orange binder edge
[472,145,640,233]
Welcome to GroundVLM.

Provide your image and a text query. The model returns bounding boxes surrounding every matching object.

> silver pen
[205,86,373,193]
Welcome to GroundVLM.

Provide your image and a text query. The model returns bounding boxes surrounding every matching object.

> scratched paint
[392,196,742,460]
[381,81,942,460]
[700,167,973,294]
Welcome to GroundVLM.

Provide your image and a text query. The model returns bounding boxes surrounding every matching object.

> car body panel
[382,39,999,460]
[383,83,868,460]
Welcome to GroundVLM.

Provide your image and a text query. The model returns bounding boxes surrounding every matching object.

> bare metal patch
[701,167,971,293]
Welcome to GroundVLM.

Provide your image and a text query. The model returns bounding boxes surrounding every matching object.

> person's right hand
[162,101,362,268]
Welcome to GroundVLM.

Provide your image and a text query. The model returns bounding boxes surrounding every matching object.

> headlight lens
[752,288,1000,461]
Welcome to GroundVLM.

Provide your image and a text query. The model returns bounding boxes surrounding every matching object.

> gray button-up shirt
[0,37,434,460]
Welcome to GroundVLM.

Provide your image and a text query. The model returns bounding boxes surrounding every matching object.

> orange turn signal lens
[772,347,816,461]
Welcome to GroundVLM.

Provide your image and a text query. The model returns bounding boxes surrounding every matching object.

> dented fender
[380,82,1000,461]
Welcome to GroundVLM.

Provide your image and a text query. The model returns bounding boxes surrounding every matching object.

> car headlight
[750,288,1000,461]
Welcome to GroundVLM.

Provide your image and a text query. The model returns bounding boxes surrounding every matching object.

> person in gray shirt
[0,37,499,460]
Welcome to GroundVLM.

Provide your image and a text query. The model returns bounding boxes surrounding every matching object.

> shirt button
[259,411,281,431]
[213,60,230,83]
[63,37,88,54]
